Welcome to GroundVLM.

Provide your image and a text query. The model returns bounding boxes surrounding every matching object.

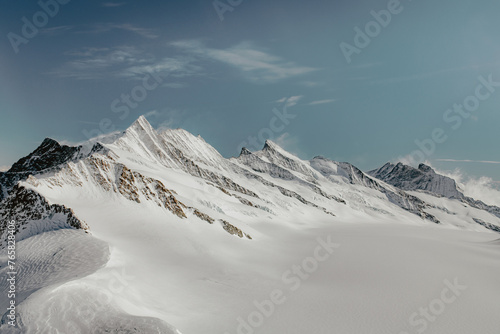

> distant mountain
[368,162,463,199]
[369,162,500,231]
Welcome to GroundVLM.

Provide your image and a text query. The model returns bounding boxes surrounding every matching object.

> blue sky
[1,0,499,182]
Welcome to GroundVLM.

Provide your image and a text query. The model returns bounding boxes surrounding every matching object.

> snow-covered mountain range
[1,116,500,333]
[2,115,499,246]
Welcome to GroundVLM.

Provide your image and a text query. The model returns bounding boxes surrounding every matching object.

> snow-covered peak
[256,140,317,179]
[131,115,154,130]
[260,140,303,164]
[126,115,157,139]
[262,139,278,150]
[105,115,182,169]
[261,140,292,157]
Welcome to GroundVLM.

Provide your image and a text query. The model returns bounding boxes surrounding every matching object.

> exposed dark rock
[220,219,252,239]
[0,185,89,247]
[473,218,500,233]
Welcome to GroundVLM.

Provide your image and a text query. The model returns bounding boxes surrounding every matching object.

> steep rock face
[464,197,500,220]
[473,218,500,233]
[118,166,253,238]
[369,162,500,227]
[0,140,106,201]
[311,157,439,223]
[0,185,89,247]
[368,163,463,199]
[118,165,187,218]
[8,138,79,174]
[0,138,78,201]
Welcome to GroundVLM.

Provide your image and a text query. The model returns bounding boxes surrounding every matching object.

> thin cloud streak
[308,99,335,105]
[437,159,500,164]
[76,23,159,39]
[50,46,200,80]
[40,25,74,36]
[275,95,303,107]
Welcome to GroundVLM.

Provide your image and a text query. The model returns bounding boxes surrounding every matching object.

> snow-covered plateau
[1,116,499,333]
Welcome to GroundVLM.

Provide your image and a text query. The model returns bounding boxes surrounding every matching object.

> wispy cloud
[432,166,500,206]
[120,56,201,79]
[275,95,303,107]
[274,133,305,159]
[41,22,157,39]
[51,46,150,79]
[51,46,200,80]
[0,165,11,172]
[133,109,188,131]
[156,108,188,131]
[437,159,500,164]
[308,99,335,105]
[143,110,160,118]
[172,40,317,83]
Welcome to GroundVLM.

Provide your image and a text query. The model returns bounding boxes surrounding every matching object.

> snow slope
[0,229,180,333]
[5,206,499,333]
